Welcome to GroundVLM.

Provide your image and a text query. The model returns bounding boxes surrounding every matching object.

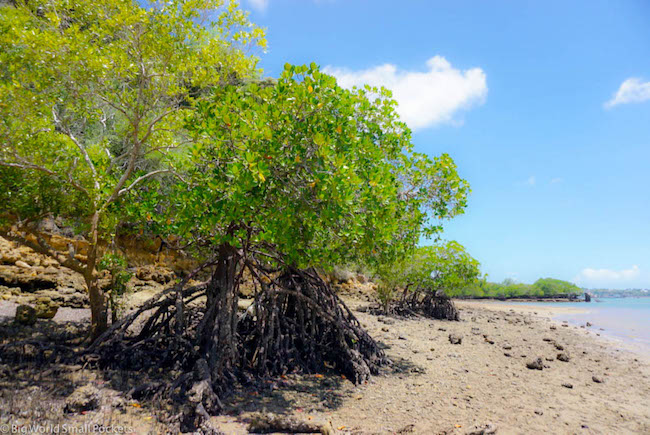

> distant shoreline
[458,299,650,359]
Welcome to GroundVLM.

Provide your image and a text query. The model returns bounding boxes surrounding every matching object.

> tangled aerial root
[395,289,460,321]
[241,267,389,383]
[84,264,388,432]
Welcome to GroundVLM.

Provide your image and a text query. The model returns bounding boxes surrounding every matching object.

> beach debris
[396,423,416,433]
[526,357,544,370]
[466,422,497,434]
[449,334,463,345]
[247,412,324,433]
[64,384,101,413]
[592,375,604,383]
[557,352,570,362]
[562,382,573,389]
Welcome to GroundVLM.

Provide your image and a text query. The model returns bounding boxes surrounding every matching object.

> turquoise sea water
[510,298,650,352]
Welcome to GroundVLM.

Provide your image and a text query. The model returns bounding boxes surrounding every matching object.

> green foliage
[0,0,265,335]
[98,252,132,320]
[0,0,265,231]
[380,241,481,301]
[458,277,582,299]
[532,278,582,296]
[154,63,469,269]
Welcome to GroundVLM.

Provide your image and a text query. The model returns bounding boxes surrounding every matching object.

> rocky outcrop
[33,296,59,319]
[0,236,181,310]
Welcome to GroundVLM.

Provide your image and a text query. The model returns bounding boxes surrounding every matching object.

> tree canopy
[0,0,265,337]
[142,63,470,270]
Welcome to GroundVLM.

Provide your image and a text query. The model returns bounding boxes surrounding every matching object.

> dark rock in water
[592,375,604,383]
[526,357,544,370]
[449,333,462,345]
[64,384,100,413]
[585,292,591,302]
[562,382,573,389]
[15,304,37,325]
[557,352,570,362]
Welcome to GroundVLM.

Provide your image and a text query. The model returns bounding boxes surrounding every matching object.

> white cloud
[550,177,563,184]
[246,0,269,12]
[604,78,650,108]
[324,56,487,130]
[526,176,536,186]
[574,265,641,287]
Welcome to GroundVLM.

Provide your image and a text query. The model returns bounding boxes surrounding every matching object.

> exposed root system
[241,267,389,383]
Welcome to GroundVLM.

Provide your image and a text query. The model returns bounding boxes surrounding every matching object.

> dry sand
[213,298,650,434]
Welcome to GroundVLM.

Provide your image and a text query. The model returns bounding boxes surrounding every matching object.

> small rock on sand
[562,383,573,389]
[15,304,37,325]
[557,352,570,362]
[64,384,101,413]
[526,358,544,370]
[592,375,604,383]
[449,334,462,345]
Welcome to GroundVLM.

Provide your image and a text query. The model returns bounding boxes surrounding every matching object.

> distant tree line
[451,277,582,299]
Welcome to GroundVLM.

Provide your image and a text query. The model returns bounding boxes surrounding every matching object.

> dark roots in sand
[82,254,388,432]
[393,289,460,321]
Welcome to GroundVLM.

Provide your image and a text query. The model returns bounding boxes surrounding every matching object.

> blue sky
[242,0,650,289]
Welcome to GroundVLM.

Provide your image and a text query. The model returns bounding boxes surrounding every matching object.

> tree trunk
[197,244,240,380]
[86,215,109,342]
[87,277,108,341]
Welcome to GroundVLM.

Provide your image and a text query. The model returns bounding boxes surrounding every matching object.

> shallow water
[510,297,650,352]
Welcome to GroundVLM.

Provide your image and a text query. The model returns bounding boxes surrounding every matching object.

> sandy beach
[212,298,650,434]
[2,297,649,434]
